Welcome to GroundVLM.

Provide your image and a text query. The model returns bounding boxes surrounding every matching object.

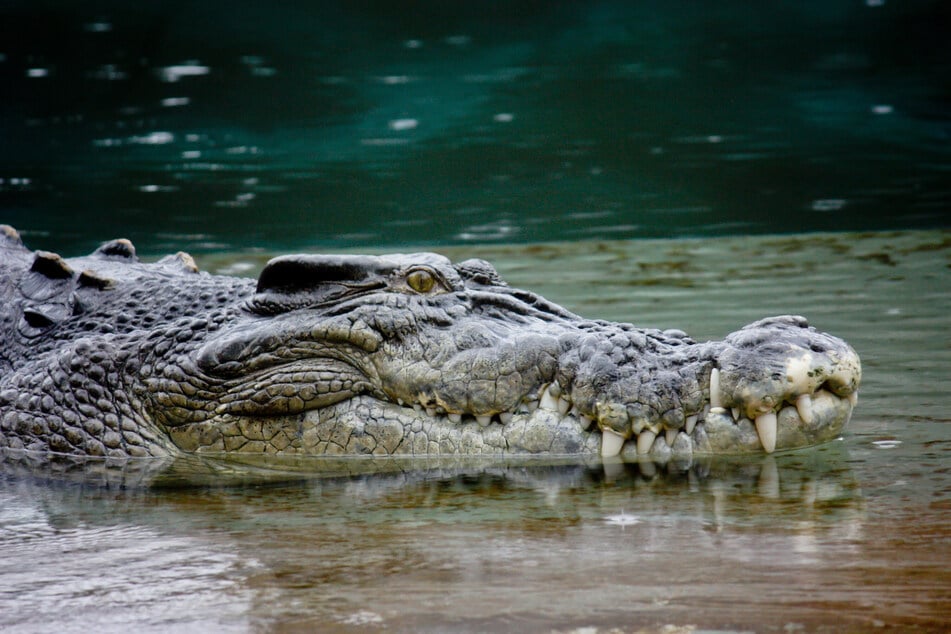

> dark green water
[1,3,950,632]
[1,1,949,255]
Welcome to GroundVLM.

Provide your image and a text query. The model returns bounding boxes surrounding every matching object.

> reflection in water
[1,446,867,633]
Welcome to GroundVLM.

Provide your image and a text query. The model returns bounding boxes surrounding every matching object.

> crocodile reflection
[1,443,864,531]
[1,445,865,630]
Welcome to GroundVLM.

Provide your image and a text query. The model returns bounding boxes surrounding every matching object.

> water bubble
[389,118,418,131]
[157,64,210,83]
[378,75,411,85]
[872,440,901,449]
[811,199,847,212]
[444,35,472,46]
[131,131,174,145]
[84,22,112,33]
[604,512,640,528]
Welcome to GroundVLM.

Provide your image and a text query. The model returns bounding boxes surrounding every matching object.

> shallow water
[1,230,949,633]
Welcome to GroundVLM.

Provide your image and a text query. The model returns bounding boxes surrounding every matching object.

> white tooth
[540,388,560,412]
[847,391,858,407]
[665,428,679,447]
[579,414,594,430]
[755,411,777,453]
[538,390,558,412]
[795,393,814,424]
[499,412,513,424]
[731,407,740,421]
[413,404,423,412]
[557,396,571,415]
[548,382,562,398]
[637,429,657,455]
[685,414,698,436]
[397,398,405,406]
[426,407,436,417]
[476,415,491,427]
[448,413,462,423]
[600,428,626,457]
[710,368,722,408]
[526,400,538,413]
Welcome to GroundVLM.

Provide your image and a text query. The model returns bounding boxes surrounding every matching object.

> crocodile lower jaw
[168,389,854,459]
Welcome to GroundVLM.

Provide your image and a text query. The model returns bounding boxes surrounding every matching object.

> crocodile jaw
[164,386,854,459]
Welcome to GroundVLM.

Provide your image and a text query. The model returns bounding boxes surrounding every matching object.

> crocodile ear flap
[250,255,391,314]
[255,255,388,294]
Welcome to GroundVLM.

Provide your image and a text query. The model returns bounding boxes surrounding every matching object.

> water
[1,230,949,632]
[2,2,950,631]
[1,1,949,255]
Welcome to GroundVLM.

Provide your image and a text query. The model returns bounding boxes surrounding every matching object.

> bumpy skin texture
[0,225,861,462]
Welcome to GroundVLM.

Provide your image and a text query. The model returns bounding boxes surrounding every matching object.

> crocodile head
[147,252,861,459]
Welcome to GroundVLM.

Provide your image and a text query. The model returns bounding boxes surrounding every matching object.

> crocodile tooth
[665,427,679,447]
[548,382,562,398]
[413,404,423,412]
[731,407,740,421]
[755,411,777,453]
[397,398,405,406]
[795,393,814,424]
[847,392,858,406]
[685,414,698,435]
[476,415,491,427]
[600,428,626,457]
[557,396,571,415]
[579,414,594,430]
[710,368,722,408]
[448,413,462,423]
[499,412,513,424]
[539,387,560,412]
[426,407,436,417]
[637,429,657,455]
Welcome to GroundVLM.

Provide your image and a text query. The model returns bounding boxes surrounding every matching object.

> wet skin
[0,224,860,463]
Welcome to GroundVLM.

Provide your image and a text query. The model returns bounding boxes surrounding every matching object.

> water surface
[2,1,949,253]
[2,230,948,633]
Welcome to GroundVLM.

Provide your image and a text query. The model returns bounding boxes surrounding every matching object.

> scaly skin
[0,225,861,462]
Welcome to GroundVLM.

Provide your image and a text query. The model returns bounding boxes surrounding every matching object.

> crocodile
[0,224,860,463]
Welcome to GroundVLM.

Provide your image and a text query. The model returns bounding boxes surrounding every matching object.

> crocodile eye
[406,269,435,293]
